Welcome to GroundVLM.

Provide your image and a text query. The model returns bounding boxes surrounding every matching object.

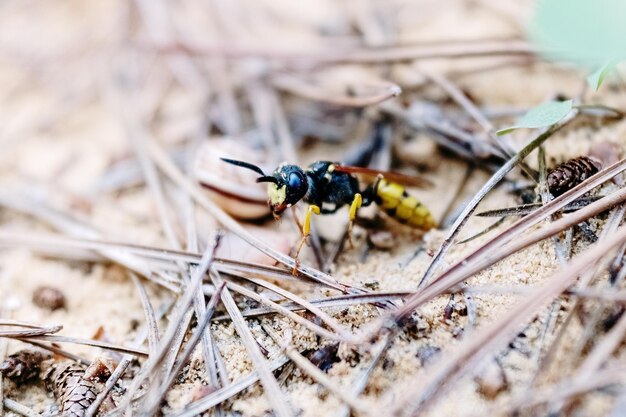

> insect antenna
[221,158,267,176]
[256,176,278,184]
[220,157,278,184]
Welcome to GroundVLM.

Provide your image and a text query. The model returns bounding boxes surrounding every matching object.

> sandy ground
[1,1,625,416]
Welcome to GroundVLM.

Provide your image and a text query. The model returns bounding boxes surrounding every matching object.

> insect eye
[288,173,303,190]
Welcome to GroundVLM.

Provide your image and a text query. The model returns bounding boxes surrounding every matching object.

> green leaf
[496,100,573,136]
[587,60,618,91]
[531,0,626,64]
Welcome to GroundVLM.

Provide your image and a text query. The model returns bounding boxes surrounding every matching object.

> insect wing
[333,165,433,188]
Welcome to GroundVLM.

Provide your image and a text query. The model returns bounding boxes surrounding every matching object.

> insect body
[221,158,435,262]
[547,156,601,196]
[375,178,436,229]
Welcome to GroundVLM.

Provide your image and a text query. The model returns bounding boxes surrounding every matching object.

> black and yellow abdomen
[375,179,436,230]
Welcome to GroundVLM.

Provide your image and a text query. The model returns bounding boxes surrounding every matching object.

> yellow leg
[347,193,362,248]
[293,205,320,274]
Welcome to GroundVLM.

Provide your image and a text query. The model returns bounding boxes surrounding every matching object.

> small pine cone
[547,156,602,196]
[0,350,48,384]
[43,360,97,417]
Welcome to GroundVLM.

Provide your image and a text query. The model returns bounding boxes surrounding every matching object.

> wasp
[221,158,436,262]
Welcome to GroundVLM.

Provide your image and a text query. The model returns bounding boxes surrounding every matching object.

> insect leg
[293,205,321,273]
[347,193,362,248]
[291,206,303,230]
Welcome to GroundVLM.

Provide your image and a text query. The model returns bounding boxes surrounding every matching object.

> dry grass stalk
[0,190,181,292]
[567,305,626,388]
[156,39,535,63]
[385,183,626,328]
[12,340,89,366]
[271,74,401,107]
[140,283,225,416]
[208,270,293,417]
[226,281,350,342]
[2,398,42,417]
[115,234,221,414]
[391,156,626,325]
[385,224,626,416]
[10,336,148,359]
[0,317,5,417]
[417,119,573,288]
[526,204,626,389]
[481,365,626,416]
[129,273,160,355]
[0,232,316,288]
[173,354,291,417]
[0,321,62,338]
[262,325,369,415]
[416,65,532,179]
[382,101,502,165]
[124,103,182,251]
[85,300,173,417]
[336,335,393,417]
[228,280,351,341]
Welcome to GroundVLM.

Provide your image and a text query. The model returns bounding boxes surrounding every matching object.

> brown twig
[181,129,227,414]
[335,335,393,417]
[382,101,503,165]
[475,196,600,217]
[394,155,626,320]
[0,232,327,288]
[120,84,182,251]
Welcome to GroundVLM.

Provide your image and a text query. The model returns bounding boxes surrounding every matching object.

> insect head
[221,158,308,218]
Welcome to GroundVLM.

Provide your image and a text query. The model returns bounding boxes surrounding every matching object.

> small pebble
[416,345,441,366]
[475,359,508,399]
[32,286,66,311]
[367,230,395,250]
